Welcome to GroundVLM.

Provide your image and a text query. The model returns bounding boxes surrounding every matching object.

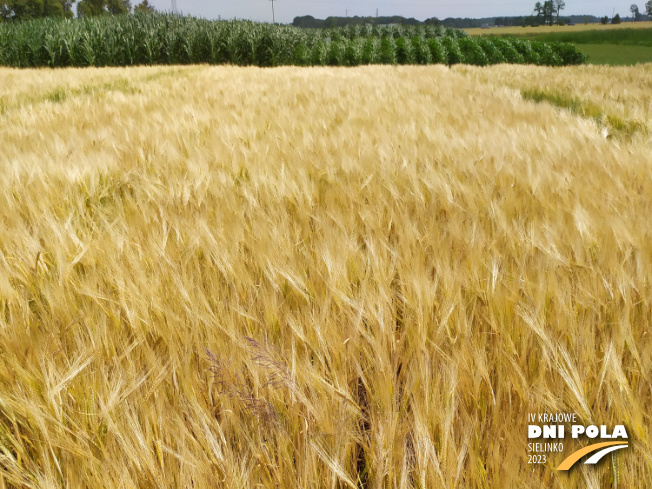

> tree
[76,0,104,15]
[646,0,652,17]
[611,13,621,23]
[533,2,543,20]
[76,0,129,16]
[292,16,322,28]
[601,15,609,24]
[1,0,73,20]
[554,0,565,24]
[60,0,73,16]
[423,16,441,25]
[534,0,555,25]
[106,0,129,14]
[134,0,153,13]
[630,4,640,20]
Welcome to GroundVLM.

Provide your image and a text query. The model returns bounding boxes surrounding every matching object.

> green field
[495,27,652,45]
[465,21,652,36]
[476,27,652,65]
[578,43,652,65]
[0,13,588,68]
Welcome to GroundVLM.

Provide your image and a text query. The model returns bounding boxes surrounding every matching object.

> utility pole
[171,0,177,14]
[376,8,378,18]
[270,0,276,23]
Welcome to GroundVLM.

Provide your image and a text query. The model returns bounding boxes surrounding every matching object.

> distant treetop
[1,0,75,21]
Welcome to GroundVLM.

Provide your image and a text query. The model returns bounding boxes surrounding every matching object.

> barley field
[0,64,651,488]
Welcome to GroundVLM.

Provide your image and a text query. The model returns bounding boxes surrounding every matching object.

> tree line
[291,14,623,30]
[630,2,652,20]
[292,15,535,29]
[533,0,651,26]
[292,15,437,29]
[532,0,566,25]
[0,0,154,21]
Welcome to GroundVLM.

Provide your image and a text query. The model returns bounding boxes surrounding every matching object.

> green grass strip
[499,27,652,46]
[521,88,647,140]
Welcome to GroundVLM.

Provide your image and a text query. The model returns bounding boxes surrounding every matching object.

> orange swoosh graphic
[557,441,628,470]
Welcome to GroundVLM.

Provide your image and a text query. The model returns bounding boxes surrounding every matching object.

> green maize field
[0,12,587,68]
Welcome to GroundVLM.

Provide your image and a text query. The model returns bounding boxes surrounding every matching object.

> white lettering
[612,425,628,439]
[543,425,557,438]
[586,426,599,438]
[572,425,585,438]
[529,425,542,438]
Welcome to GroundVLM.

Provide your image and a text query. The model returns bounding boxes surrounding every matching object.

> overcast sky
[147,0,641,24]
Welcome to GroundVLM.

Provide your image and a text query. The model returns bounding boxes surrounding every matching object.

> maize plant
[0,12,586,68]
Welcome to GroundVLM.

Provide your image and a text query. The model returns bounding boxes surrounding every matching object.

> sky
[147,0,643,24]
